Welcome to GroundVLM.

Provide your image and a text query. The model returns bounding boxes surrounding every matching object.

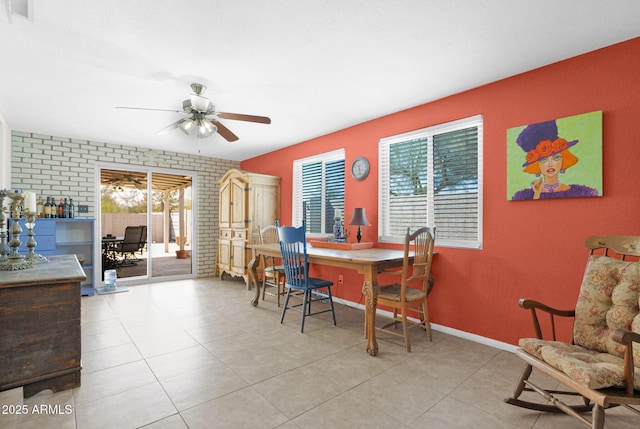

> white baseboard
[429,322,518,353]
[334,297,518,354]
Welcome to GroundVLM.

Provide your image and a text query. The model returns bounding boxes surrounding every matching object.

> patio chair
[116,225,144,265]
[137,225,147,255]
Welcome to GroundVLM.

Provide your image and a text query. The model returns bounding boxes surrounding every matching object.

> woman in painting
[511,120,599,200]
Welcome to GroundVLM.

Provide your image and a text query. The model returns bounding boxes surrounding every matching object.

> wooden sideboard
[0,255,85,397]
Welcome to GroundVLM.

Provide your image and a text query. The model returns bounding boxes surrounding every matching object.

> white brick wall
[10,131,239,277]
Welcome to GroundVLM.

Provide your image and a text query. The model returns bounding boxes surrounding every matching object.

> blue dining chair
[276,221,336,333]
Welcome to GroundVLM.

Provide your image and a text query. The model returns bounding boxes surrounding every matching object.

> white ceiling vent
[3,0,35,22]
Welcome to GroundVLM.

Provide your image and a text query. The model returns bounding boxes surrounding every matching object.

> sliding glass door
[99,166,194,283]
[149,171,193,278]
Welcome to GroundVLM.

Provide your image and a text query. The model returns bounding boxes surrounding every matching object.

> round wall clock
[351,157,370,181]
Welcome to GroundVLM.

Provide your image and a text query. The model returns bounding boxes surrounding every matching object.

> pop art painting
[507,111,602,200]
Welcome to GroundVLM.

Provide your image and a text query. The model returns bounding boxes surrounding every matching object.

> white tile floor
[8,277,640,428]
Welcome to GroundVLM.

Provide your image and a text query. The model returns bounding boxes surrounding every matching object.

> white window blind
[379,115,483,248]
[293,149,345,234]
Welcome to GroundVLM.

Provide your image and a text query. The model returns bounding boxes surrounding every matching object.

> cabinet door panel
[17,234,56,252]
[250,184,280,242]
[35,235,56,251]
[231,240,245,273]
[219,180,231,225]
[218,240,231,270]
[34,219,56,235]
[230,178,246,229]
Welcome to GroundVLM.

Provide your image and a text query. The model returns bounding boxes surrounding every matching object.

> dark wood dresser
[0,255,85,397]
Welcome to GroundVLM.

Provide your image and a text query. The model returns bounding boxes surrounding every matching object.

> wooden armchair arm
[612,329,640,396]
[518,298,576,341]
[519,299,576,317]
[612,329,640,345]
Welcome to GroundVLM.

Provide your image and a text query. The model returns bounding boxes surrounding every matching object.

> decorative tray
[308,241,374,250]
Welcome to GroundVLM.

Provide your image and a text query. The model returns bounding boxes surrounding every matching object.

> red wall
[241,38,640,345]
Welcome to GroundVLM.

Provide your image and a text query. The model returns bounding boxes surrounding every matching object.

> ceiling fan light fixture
[196,120,217,138]
[191,94,210,113]
[179,119,196,135]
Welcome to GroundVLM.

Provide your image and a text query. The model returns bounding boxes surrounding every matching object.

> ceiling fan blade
[116,106,184,113]
[156,118,188,135]
[214,120,239,142]
[217,112,271,124]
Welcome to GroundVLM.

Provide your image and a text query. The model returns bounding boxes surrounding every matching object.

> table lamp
[349,208,369,243]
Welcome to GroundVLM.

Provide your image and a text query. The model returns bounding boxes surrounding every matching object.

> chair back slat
[259,224,283,267]
[259,225,279,245]
[277,222,309,288]
[402,227,436,294]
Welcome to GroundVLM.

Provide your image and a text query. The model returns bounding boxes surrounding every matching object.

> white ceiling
[1,0,639,161]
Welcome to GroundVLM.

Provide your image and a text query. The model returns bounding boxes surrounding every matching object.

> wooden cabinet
[0,255,85,398]
[217,169,280,283]
[15,218,95,295]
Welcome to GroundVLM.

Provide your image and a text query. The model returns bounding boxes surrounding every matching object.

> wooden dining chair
[259,224,287,307]
[276,221,336,333]
[376,226,436,352]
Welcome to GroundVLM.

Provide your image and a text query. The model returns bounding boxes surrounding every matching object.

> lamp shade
[349,208,369,226]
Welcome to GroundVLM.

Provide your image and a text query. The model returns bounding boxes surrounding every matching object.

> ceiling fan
[116,83,271,141]
[104,173,145,191]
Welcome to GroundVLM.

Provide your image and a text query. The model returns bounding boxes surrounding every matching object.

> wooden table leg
[362,267,379,356]
[248,255,262,307]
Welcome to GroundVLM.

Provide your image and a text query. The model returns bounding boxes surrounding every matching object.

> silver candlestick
[24,210,47,263]
[0,191,34,270]
[0,189,9,262]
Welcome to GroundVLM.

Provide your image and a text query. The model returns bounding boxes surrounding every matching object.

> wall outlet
[77,205,89,213]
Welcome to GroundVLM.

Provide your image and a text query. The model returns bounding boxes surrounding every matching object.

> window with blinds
[379,115,483,248]
[293,149,345,234]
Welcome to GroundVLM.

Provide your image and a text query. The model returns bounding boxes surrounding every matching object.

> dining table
[246,243,412,356]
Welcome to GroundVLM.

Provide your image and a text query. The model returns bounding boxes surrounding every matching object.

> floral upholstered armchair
[505,235,640,429]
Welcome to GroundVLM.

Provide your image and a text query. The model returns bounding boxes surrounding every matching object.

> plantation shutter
[433,126,479,244]
[293,149,345,234]
[379,137,429,238]
[302,161,323,233]
[324,159,345,233]
[379,115,482,248]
